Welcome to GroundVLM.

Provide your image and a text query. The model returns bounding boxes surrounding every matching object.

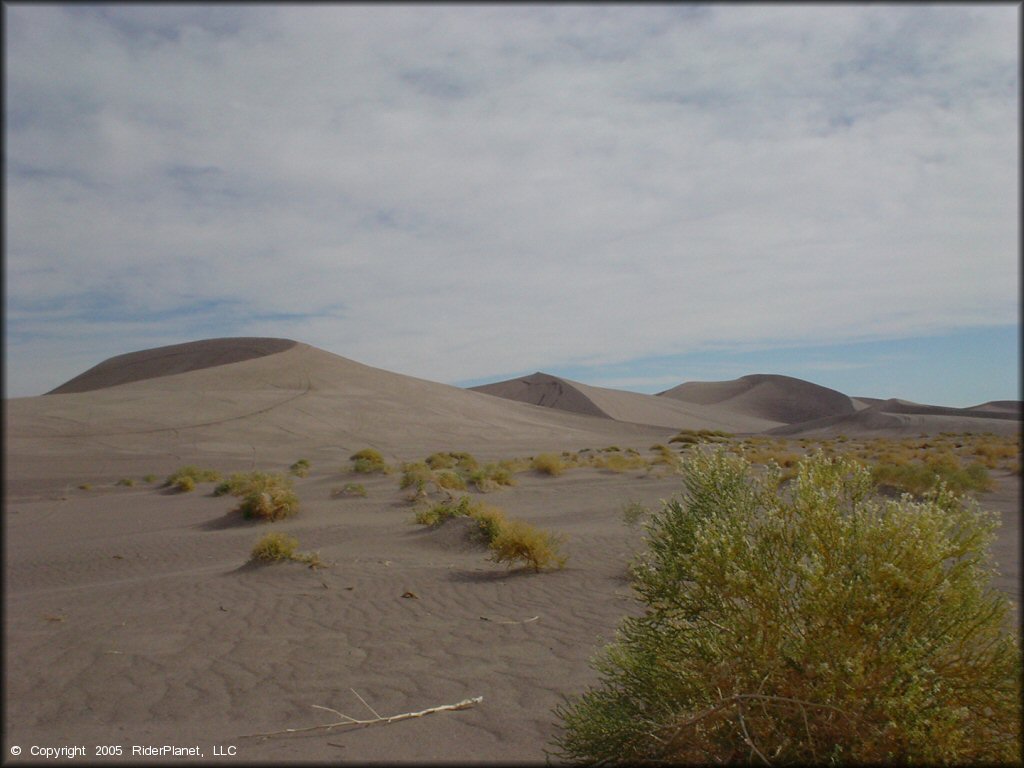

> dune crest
[46,337,299,394]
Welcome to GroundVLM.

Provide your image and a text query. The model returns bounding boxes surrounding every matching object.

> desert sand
[5,339,1019,763]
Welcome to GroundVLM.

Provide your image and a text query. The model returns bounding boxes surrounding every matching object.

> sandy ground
[4,339,1020,764]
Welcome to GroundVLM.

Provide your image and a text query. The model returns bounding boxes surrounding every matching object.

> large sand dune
[6,340,677,500]
[4,338,1020,763]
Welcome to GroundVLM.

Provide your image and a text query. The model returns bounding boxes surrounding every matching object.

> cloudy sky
[5,4,1019,406]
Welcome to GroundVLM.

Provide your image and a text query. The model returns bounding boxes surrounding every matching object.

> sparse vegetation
[289,458,311,477]
[550,449,1020,764]
[488,518,567,573]
[413,495,566,572]
[532,453,566,477]
[468,463,516,492]
[165,465,221,492]
[115,478,134,487]
[349,448,391,474]
[249,532,321,566]
[621,500,648,529]
[216,471,299,521]
[331,482,367,498]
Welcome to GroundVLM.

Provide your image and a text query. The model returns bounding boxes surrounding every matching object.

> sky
[4,4,1020,407]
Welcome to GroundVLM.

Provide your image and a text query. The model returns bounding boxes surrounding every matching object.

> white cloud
[4,4,1018,397]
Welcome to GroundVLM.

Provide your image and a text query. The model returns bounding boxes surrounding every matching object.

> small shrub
[289,459,311,477]
[621,500,648,529]
[250,532,299,563]
[488,518,567,572]
[414,495,476,527]
[115,478,134,487]
[174,475,196,493]
[349,448,391,474]
[239,487,299,522]
[434,469,468,491]
[249,532,322,566]
[78,483,92,491]
[425,451,456,470]
[222,472,298,521]
[532,453,566,477]
[399,462,433,491]
[472,504,508,544]
[470,464,516,492]
[142,474,157,484]
[550,450,1020,764]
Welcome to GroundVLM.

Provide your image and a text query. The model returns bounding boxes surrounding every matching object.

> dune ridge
[45,337,299,395]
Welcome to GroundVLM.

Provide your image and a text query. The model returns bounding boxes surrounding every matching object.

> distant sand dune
[472,372,781,433]
[768,397,1020,437]
[4,337,1019,762]
[658,373,856,425]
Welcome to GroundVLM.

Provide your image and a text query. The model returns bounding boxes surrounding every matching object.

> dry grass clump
[289,458,311,477]
[425,451,479,473]
[216,471,299,521]
[469,463,517,492]
[413,496,566,572]
[115,478,135,487]
[349,448,391,474]
[165,465,222,492]
[532,453,567,477]
[249,532,322,566]
[488,518,567,573]
[669,429,734,447]
[590,452,649,473]
[551,449,1020,764]
[871,458,993,497]
[433,469,467,491]
[621,500,649,529]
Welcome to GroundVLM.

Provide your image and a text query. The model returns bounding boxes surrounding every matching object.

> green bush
[551,450,1020,765]
[289,458,311,477]
[488,518,567,572]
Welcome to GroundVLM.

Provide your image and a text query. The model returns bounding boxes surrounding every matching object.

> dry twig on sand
[240,689,483,740]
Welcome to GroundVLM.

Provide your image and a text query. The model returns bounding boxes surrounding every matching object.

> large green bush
[551,449,1020,764]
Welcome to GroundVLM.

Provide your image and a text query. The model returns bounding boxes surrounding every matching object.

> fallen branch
[240,689,482,739]
[479,615,539,624]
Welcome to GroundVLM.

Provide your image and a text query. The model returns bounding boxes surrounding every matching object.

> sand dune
[4,337,1020,763]
[472,372,782,433]
[768,397,1021,437]
[46,337,299,394]
[658,373,856,425]
[6,341,677,500]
